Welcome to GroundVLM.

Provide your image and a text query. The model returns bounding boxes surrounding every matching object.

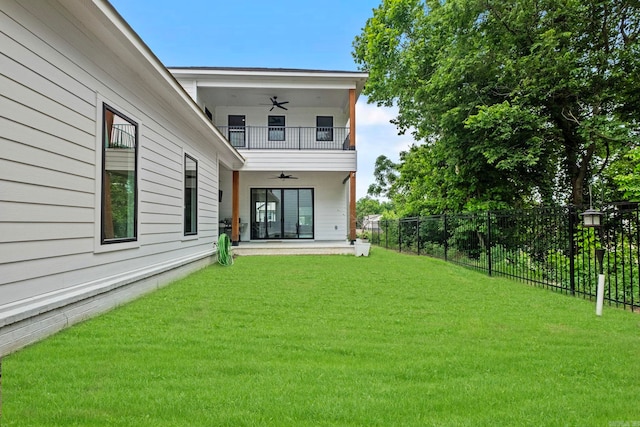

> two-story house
[0,0,368,356]
[170,67,368,246]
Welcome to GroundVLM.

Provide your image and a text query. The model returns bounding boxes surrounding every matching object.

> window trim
[228,114,246,147]
[268,115,286,141]
[183,153,198,236]
[250,187,314,240]
[316,116,334,141]
[94,96,141,253]
[100,103,139,245]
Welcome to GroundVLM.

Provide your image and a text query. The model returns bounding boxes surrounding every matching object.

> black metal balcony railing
[107,124,136,149]
[217,126,353,150]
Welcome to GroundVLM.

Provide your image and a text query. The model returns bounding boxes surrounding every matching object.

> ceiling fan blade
[278,101,289,105]
[269,172,298,179]
[278,105,288,110]
[270,105,275,111]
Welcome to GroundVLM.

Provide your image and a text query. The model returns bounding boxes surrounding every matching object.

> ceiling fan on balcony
[270,172,298,180]
[263,96,289,111]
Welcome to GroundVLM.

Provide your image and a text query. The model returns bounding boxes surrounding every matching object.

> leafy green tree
[367,155,399,199]
[356,196,394,220]
[612,147,640,200]
[354,0,640,211]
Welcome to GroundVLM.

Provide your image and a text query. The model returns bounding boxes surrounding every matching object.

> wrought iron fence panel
[371,203,639,311]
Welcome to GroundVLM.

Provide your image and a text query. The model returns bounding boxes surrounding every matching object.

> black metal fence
[368,203,640,311]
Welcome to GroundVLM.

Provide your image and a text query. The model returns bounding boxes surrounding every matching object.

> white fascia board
[170,68,368,80]
[195,80,357,90]
[170,68,368,97]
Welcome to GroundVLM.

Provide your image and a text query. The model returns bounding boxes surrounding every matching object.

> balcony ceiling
[197,87,350,111]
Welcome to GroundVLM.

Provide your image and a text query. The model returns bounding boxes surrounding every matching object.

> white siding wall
[175,78,198,105]
[0,1,223,327]
[238,171,349,241]
[241,150,356,172]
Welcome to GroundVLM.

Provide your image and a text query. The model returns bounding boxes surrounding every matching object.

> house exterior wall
[0,0,241,356]
[237,172,350,242]
[172,71,365,242]
[240,150,357,172]
[214,106,349,128]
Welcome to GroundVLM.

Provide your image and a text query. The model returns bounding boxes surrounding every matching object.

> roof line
[167,66,368,75]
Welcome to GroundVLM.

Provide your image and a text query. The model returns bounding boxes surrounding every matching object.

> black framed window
[101,104,138,244]
[184,154,198,235]
[316,116,333,141]
[250,188,313,239]
[268,115,285,141]
[228,115,245,147]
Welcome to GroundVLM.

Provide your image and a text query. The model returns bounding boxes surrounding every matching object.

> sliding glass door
[251,188,313,240]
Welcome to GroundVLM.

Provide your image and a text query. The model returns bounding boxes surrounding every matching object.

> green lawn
[3,248,640,426]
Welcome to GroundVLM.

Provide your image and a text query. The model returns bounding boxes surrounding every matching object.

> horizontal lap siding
[314,178,349,241]
[0,4,98,277]
[238,171,348,241]
[241,150,357,172]
[0,1,220,308]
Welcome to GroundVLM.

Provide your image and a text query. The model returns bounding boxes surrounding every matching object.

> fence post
[398,220,402,253]
[568,206,576,295]
[444,214,448,262]
[385,220,389,249]
[416,217,421,256]
[487,211,493,276]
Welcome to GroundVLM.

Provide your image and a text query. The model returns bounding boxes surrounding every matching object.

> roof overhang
[169,67,369,112]
[170,67,368,96]
[37,0,245,169]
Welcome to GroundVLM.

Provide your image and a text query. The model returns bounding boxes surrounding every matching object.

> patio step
[232,241,355,256]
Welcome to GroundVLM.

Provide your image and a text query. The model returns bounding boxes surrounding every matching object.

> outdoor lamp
[581,205,607,316]
[580,208,603,228]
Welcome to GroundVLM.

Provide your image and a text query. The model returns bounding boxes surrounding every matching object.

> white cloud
[356,101,399,126]
[354,101,416,199]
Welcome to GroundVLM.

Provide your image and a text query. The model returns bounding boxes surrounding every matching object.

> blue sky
[109,0,414,198]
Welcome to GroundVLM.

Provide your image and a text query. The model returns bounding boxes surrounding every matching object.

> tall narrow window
[268,115,285,141]
[228,115,245,147]
[184,154,198,235]
[316,116,333,141]
[101,104,138,243]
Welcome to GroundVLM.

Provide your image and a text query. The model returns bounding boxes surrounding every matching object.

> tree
[353,0,640,211]
[367,155,399,199]
[612,147,640,201]
[356,196,394,220]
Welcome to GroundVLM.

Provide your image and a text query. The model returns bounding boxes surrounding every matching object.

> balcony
[217,126,353,150]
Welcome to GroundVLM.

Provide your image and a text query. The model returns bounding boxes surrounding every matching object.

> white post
[596,273,605,316]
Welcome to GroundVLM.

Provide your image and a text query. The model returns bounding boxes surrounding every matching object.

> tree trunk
[550,107,591,206]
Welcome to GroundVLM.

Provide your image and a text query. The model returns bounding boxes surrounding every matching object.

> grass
[3,248,640,426]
